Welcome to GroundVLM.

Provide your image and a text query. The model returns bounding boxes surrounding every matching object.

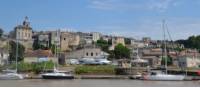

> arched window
[91,52,93,56]
[29,33,31,38]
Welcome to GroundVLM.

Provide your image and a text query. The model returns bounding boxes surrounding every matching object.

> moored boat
[41,72,74,79]
[0,38,25,80]
[142,71,185,81]
[41,30,74,79]
[142,20,185,81]
[0,72,24,80]
[41,67,74,79]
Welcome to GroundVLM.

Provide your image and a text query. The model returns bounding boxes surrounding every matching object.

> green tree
[0,28,3,38]
[161,55,173,66]
[108,50,115,59]
[33,40,40,50]
[50,44,56,54]
[33,39,49,50]
[9,40,25,62]
[96,39,110,52]
[124,38,131,45]
[176,35,200,52]
[114,43,130,59]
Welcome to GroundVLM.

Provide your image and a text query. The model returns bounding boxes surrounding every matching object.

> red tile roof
[25,49,54,57]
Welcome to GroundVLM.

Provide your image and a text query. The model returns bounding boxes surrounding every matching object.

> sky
[0,0,200,40]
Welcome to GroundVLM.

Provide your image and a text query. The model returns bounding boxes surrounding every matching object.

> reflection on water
[0,79,199,87]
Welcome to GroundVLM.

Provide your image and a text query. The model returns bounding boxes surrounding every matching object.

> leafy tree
[0,28,3,38]
[124,38,131,45]
[33,40,40,50]
[9,41,25,62]
[50,44,61,54]
[108,50,115,59]
[176,35,200,52]
[114,43,130,59]
[96,39,110,52]
[108,39,112,45]
[50,44,56,54]
[161,55,173,66]
[33,39,49,50]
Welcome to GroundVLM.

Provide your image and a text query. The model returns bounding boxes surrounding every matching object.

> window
[18,32,20,35]
[64,38,66,40]
[91,52,93,56]
[86,52,88,56]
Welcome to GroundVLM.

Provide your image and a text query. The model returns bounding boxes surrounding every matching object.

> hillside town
[0,17,200,81]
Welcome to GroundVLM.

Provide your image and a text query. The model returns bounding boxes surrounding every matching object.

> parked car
[95,59,111,65]
[79,58,111,65]
[69,59,79,65]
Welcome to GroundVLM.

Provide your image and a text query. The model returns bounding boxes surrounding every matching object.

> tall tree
[114,43,130,59]
[0,28,3,38]
[96,39,110,52]
[9,41,25,62]
[161,55,173,66]
[176,35,200,52]
[124,38,131,45]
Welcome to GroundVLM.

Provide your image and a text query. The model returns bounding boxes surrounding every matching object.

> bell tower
[23,16,30,27]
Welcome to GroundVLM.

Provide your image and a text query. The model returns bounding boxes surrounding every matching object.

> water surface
[0,79,199,87]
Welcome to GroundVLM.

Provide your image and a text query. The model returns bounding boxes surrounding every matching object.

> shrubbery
[75,65,116,75]
[9,61,54,74]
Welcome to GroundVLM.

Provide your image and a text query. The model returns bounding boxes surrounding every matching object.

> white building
[92,32,101,42]
[178,56,200,68]
[14,16,32,41]
[109,37,125,50]
[0,48,9,66]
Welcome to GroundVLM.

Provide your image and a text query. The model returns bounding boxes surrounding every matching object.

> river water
[0,79,199,87]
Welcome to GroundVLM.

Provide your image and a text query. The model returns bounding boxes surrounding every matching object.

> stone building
[178,50,200,68]
[10,17,33,50]
[63,47,109,59]
[77,32,93,45]
[77,32,101,45]
[60,32,80,51]
[14,16,32,41]
[24,49,57,63]
[92,32,101,42]
[140,48,163,67]
[109,36,125,50]
[49,30,61,47]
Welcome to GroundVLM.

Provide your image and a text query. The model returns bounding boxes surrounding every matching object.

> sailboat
[41,30,74,79]
[143,20,185,81]
[0,39,24,80]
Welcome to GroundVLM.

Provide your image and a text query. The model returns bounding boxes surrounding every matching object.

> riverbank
[25,74,200,81]
[25,74,128,79]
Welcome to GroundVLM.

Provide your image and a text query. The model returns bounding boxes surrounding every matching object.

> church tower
[14,16,32,41]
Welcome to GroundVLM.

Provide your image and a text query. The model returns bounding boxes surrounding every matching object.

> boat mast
[54,30,59,70]
[16,34,19,73]
[162,20,168,74]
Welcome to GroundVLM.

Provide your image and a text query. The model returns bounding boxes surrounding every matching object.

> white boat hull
[41,73,74,79]
[144,74,185,81]
[0,73,24,80]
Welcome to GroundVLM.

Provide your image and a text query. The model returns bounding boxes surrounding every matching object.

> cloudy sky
[0,0,200,40]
